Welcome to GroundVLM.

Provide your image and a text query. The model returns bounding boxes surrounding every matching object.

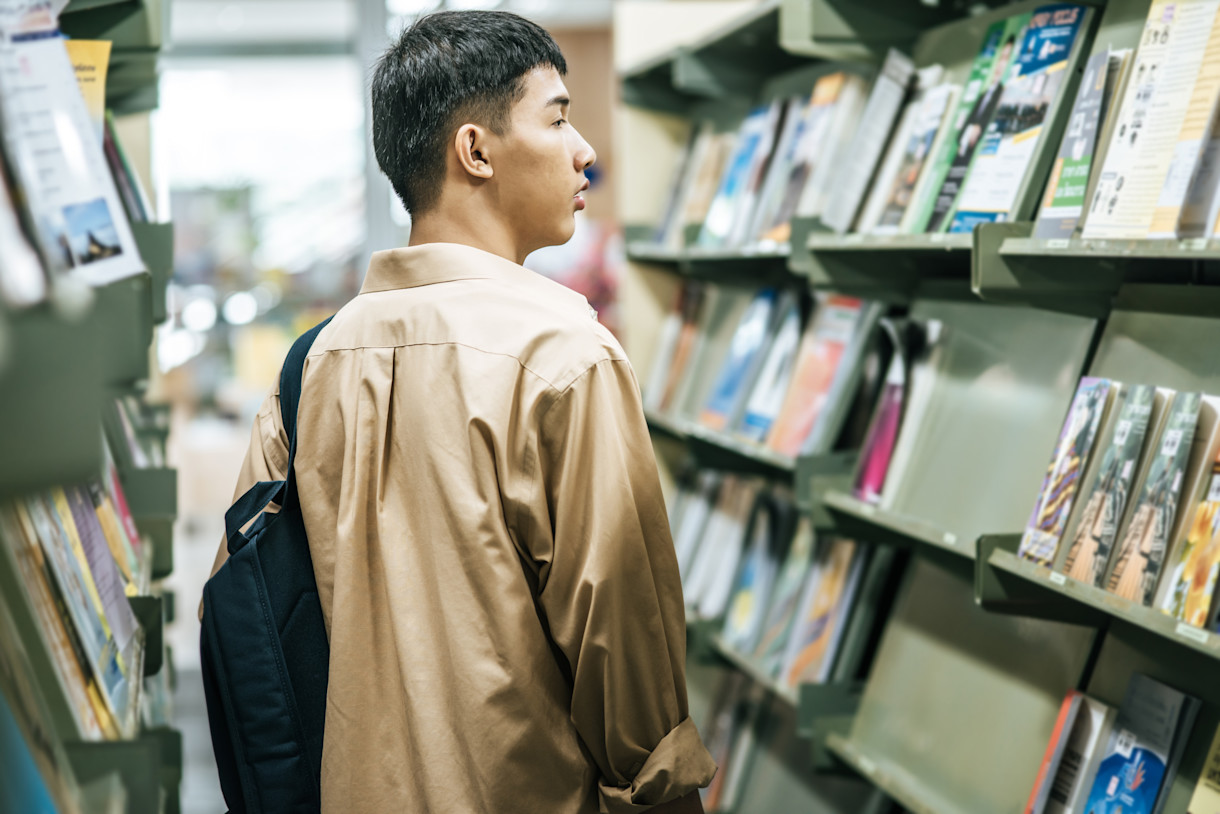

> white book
[1044,696,1117,814]
[820,49,916,234]
[642,295,685,411]
[696,479,763,620]
[1084,0,1220,240]
[873,81,960,236]
[737,294,803,443]
[673,472,721,586]
[795,74,871,222]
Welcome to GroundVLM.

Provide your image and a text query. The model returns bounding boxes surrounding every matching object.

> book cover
[738,294,803,443]
[699,288,780,432]
[766,295,863,458]
[1159,448,1220,626]
[1083,674,1195,814]
[697,103,782,249]
[855,76,927,236]
[795,74,871,225]
[643,288,688,411]
[921,13,1031,233]
[0,691,59,814]
[870,81,960,235]
[673,471,722,585]
[752,516,818,676]
[1083,0,1219,240]
[747,95,812,246]
[949,4,1089,233]
[1061,384,1156,586]
[681,131,737,237]
[800,300,885,457]
[821,49,916,234]
[1035,50,1115,240]
[653,123,706,248]
[782,538,863,687]
[1018,377,1112,566]
[722,492,796,654]
[1045,695,1117,814]
[656,282,708,413]
[672,287,754,422]
[1107,392,1202,604]
[1187,724,1220,814]
[1027,691,1085,814]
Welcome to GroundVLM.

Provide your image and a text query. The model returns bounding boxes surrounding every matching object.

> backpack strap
[277,316,334,512]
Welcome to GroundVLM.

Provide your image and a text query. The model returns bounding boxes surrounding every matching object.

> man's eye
[554,118,567,127]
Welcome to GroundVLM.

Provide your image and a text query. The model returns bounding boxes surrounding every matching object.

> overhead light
[222,291,259,326]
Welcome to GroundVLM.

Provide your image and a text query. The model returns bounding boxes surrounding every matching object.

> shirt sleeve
[531,358,716,812]
[198,385,290,620]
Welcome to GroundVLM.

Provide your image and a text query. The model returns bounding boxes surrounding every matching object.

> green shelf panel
[130,223,173,325]
[625,241,684,265]
[977,536,1220,660]
[709,633,798,707]
[1089,288,1220,389]
[825,733,965,814]
[794,450,856,518]
[62,0,140,14]
[128,595,163,677]
[801,232,972,296]
[1004,235,1220,260]
[0,306,105,498]
[117,465,176,567]
[821,489,968,557]
[60,0,163,51]
[795,680,863,774]
[90,273,154,387]
[685,613,723,665]
[108,83,161,117]
[644,409,797,475]
[65,725,179,814]
[845,554,1096,814]
[780,0,962,62]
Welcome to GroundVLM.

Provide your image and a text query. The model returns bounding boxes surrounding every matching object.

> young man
[208,10,715,813]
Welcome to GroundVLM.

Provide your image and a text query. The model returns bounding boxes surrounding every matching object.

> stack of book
[1016,378,1220,629]
[644,281,883,460]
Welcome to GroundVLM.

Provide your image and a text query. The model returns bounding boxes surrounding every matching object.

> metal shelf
[821,490,971,559]
[824,734,969,814]
[645,410,796,475]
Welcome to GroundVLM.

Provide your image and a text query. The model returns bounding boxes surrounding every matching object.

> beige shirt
[212,243,715,813]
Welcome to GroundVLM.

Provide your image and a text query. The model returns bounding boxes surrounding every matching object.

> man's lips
[574,178,589,210]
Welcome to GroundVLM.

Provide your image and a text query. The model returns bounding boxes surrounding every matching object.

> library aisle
[11,0,1220,813]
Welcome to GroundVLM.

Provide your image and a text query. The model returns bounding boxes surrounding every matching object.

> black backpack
[201,317,333,813]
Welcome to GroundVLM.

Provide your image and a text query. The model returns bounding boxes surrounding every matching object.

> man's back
[236,242,711,812]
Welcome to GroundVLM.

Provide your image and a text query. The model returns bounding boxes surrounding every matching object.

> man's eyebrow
[545,95,570,109]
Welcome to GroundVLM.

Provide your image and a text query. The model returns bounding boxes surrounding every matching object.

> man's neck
[407,211,527,266]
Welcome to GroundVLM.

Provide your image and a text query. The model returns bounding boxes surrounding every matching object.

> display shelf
[128,595,163,678]
[644,410,796,475]
[59,0,163,51]
[794,681,862,773]
[91,274,154,387]
[793,450,855,516]
[709,633,798,707]
[61,0,142,17]
[824,733,966,814]
[976,535,1220,661]
[65,726,163,814]
[117,465,176,577]
[130,223,173,325]
[0,305,105,499]
[685,612,723,664]
[821,489,970,559]
[800,231,973,295]
[779,0,962,61]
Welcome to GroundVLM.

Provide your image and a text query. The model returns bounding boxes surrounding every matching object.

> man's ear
[454,123,494,181]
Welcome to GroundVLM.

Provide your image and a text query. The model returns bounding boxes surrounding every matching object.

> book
[1149,5,1220,238]
[699,288,781,432]
[653,124,706,248]
[869,80,960,235]
[1159,448,1220,626]
[672,471,721,583]
[1027,691,1085,814]
[1035,50,1121,240]
[1044,695,1118,814]
[853,319,914,504]
[697,103,783,249]
[1018,377,1113,567]
[766,295,865,458]
[1061,384,1158,586]
[854,71,930,236]
[751,515,818,677]
[722,491,797,654]
[700,674,755,811]
[1187,724,1220,814]
[1083,0,1220,240]
[672,286,755,421]
[0,9,143,286]
[1083,673,1199,814]
[1107,392,1204,604]
[644,282,696,411]
[653,283,708,414]
[820,49,916,234]
[781,538,866,687]
[792,73,871,229]
[0,154,46,308]
[948,4,1089,233]
[681,131,737,239]
[738,293,803,443]
[697,478,766,621]
[920,13,1032,233]
[746,94,812,246]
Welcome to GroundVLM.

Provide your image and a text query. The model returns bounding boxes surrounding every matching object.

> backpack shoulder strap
[279,316,335,445]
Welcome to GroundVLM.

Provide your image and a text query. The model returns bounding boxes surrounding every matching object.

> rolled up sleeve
[533,359,717,812]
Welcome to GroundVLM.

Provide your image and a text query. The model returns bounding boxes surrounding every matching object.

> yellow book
[1189,725,1220,814]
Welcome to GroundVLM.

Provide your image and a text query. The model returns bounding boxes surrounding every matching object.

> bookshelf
[0,3,181,812]
[617,0,1220,811]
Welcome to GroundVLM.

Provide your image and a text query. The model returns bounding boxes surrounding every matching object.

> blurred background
[151,2,622,809]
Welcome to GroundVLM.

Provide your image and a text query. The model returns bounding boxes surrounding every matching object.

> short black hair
[371,10,568,215]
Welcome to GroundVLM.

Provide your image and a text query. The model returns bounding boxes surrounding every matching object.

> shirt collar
[360,242,593,316]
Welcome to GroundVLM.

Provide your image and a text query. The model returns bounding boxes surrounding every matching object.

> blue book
[699,288,779,432]
[0,691,60,814]
[1082,673,1198,814]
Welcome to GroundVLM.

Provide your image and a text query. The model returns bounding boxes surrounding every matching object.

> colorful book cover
[722,493,792,654]
[782,538,862,687]
[739,295,802,442]
[1062,384,1156,586]
[1160,449,1220,626]
[1082,674,1195,814]
[871,81,959,234]
[0,692,59,814]
[756,73,848,244]
[699,288,780,431]
[1045,695,1118,814]
[656,282,707,413]
[854,321,910,504]
[697,103,781,249]
[746,95,810,245]
[1018,377,1111,566]
[766,296,863,457]
[1027,691,1084,814]
[949,4,1088,233]
[1108,392,1202,604]
[752,516,818,676]
[1035,50,1114,240]
[916,14,1031,233]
